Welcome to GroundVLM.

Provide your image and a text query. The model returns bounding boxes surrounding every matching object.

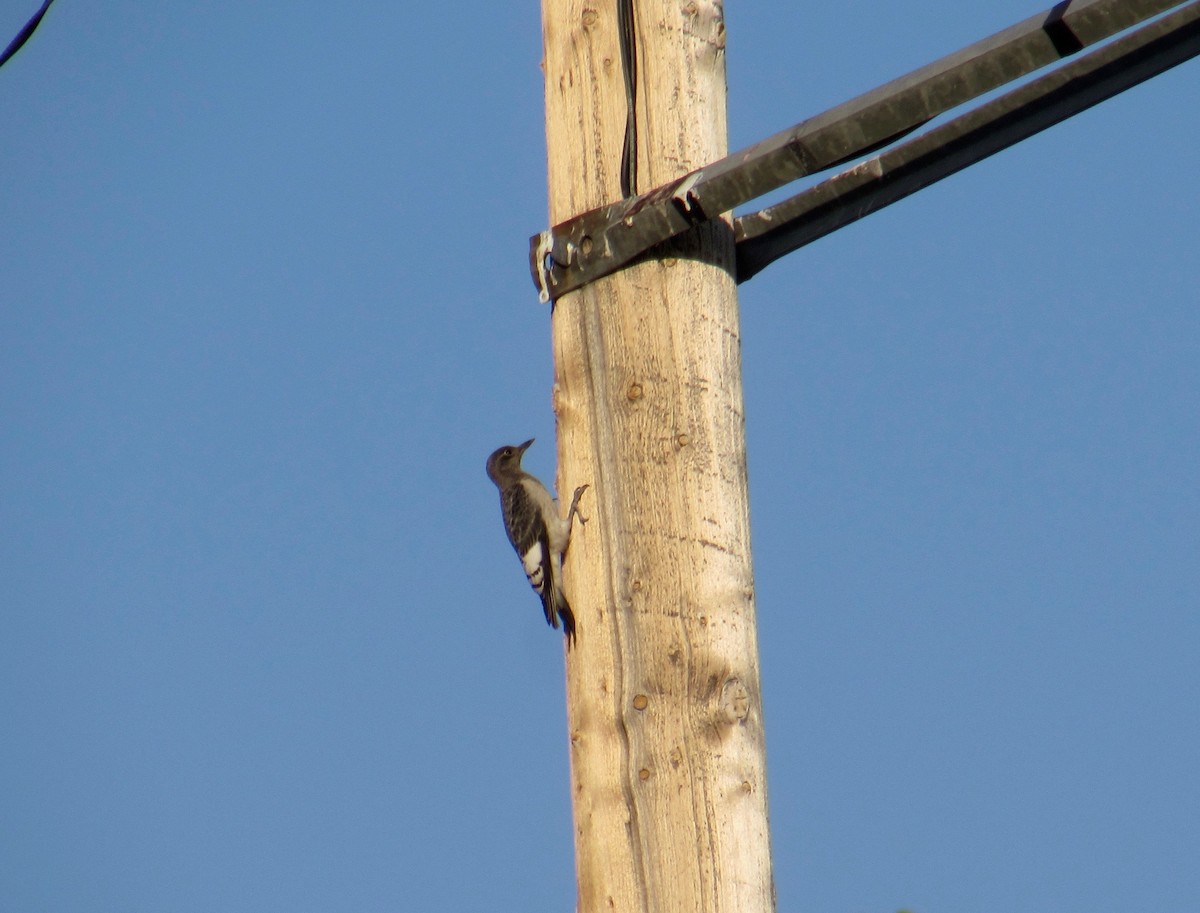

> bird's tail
[558,595,576,649]
[544,584,577,649]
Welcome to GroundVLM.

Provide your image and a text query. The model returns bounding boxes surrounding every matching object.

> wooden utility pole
[531,0,1198,908]
[541,1,774,911]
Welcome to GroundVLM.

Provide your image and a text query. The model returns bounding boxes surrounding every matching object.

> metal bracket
[530,0,1197,301]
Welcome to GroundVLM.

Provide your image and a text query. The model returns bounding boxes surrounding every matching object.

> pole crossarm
[529,0,1197,301]
[735,0,1200,280]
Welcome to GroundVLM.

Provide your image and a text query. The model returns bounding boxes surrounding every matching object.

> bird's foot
[567,483,590,528]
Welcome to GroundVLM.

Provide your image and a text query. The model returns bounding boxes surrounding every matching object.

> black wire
[0,0,56,70]
[617,0,638,198]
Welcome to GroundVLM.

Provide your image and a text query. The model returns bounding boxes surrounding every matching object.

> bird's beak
[517,438,535,454]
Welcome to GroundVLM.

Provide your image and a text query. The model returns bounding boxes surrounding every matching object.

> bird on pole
[486,439,589,645]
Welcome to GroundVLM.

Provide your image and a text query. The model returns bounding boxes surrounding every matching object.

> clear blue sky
[3,2,1197,911]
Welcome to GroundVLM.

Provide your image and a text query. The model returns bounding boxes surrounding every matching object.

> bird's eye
[503,448,512,457]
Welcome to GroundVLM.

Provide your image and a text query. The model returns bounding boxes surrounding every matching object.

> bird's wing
[502,482,561,629]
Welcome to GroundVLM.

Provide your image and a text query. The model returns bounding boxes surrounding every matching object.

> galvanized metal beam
[529,0,1194,301]
[733,0,1200,281]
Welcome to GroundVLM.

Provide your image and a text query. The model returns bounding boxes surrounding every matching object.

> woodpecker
[486,439,589,645]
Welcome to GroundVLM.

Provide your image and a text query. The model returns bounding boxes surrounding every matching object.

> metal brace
[529,0,1194,301]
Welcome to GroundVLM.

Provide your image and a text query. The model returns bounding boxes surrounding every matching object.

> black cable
[0,0,56,70]
[617,0,638,198]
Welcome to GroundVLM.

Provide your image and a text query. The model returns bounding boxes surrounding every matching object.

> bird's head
[486,438,534,485]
